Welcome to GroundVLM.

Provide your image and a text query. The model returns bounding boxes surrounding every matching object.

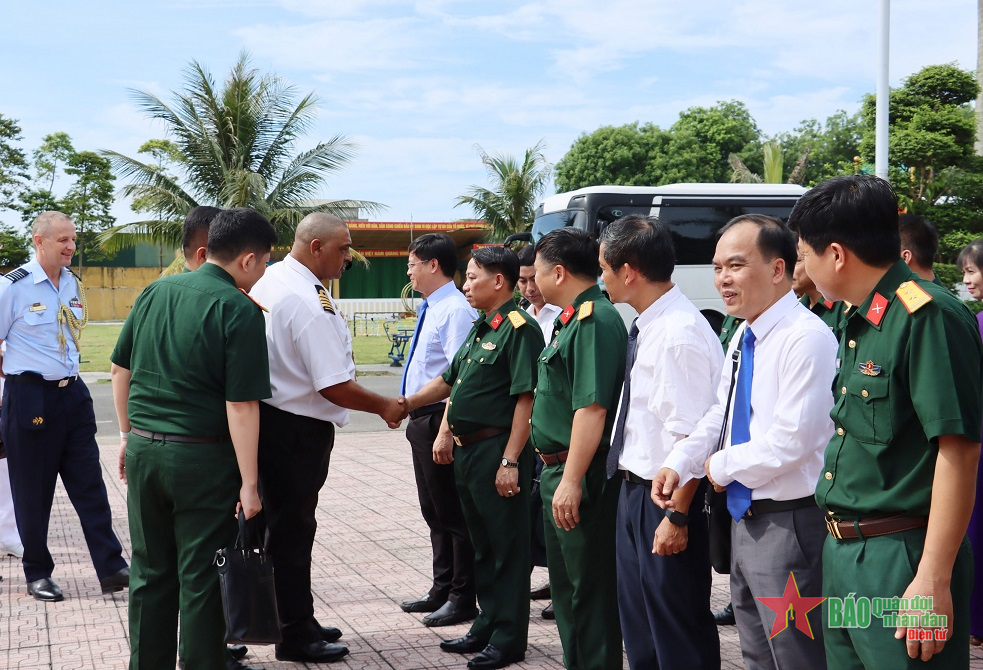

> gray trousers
[731,505,827,670]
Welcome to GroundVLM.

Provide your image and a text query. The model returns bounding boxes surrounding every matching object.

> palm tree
[98,53,381,253]
[454,140,552,240]
[728,141,810,185]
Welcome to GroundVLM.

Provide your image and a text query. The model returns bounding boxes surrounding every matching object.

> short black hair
[206,208,278,263]
[898,213,939,269]
[599,214,674,283]
[408,233,457,279]
[957,239,983,271]
[788,175,900,267]
[182,206,223,255]
[534,228,599,280]
[471,246,520,289]
[719,214,796,280]
[516,244,536,267]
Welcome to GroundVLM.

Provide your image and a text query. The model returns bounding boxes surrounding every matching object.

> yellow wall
[80,267,161,322]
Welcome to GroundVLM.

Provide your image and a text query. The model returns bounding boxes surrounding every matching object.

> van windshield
[531,209,587,243]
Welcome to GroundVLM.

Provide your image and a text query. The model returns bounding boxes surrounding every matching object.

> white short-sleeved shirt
[525,303,562,345]
[250,255,356,426]
[614,285,724,479]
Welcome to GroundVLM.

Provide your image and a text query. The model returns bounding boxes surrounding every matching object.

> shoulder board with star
[239,288,269,312]
[507,310,526,329]
[315,285,336,314]
[895,281,932,314]
[2,267,28,283]
[577,301,593,321]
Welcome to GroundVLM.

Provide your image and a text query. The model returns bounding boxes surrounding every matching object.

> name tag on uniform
[29,303,46,312]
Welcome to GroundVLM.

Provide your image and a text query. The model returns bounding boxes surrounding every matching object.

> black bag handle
[714,333,745,455]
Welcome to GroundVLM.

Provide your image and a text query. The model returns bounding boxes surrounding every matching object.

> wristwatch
[501,457,518,468]
[665,509,689,527]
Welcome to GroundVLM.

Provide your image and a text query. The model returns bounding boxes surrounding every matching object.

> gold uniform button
[467,359,472,363]
[841,387,847,395]
[479,357,484,362]
[861,389,869,398]
[457,380,462,384]
[848,340,856,348]
[825,472,833,480]
[836,427,845,436]
[476,337,480,342]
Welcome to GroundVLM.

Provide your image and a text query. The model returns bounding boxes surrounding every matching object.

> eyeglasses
[407,260,429,269]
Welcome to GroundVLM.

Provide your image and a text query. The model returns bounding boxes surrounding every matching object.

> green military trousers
[125,433,240,670]
[454,433,532,655]
[540,455,623,670]
[823,527,973,669]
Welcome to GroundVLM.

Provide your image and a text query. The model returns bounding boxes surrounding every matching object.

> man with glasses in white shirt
[653,214,836,670]
[399,233,480,627]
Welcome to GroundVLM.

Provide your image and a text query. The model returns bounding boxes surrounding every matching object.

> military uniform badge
[559,305,575,325]
[490,312,504,330]
[507,311,525,329]
[315,285,335,314]
[865,293,889,326]
[895,281,932,314]
[577,301,594,321]
[858,361,882,376]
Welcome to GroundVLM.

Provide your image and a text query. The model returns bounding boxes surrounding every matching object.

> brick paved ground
[2,416,981,668]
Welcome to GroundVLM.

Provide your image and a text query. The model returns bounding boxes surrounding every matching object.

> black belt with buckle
[409,403,445,420]
[621,470,651,486]
[131,427,228,444]
[7,372,77,388]
[452,426,508,447]
[826,514,927,540]
[744,496,816,518]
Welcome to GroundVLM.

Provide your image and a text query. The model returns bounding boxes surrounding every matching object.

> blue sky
[0,0,976,225]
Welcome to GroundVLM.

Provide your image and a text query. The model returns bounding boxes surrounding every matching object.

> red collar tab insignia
[823,299,834,310]
[858,360,882,376]
[577,301,594,321]
[490,312,504,330]
[865,293,888,326]
[559,304,575,325]
[895,281,933,314]
[240,288,269,312]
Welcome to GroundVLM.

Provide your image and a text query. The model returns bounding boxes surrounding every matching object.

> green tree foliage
[554,101,762,191]
[100,53,380,253]
[0,114,29,212]
[859,63,979,205]
[774,111,863,185]
[0,224,31,268]
[32,132,75,195]
[62,151,116,271]
[455,140,552,240]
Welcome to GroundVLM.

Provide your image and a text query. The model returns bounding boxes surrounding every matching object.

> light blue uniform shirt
[402,280,477,397]
[0,260,83,379]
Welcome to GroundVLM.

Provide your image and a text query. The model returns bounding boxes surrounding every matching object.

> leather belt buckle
[452,435,463,447]
[826,516,843,539]
[58,376,74,388]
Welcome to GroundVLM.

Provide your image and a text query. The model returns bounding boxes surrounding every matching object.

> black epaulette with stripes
[3,267,28,283]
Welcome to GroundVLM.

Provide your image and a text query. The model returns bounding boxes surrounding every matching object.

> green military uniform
[718,314,744,351]
[442,299,543,655]
[111,263,271,670]
[817,259,982,669]
[800,293,848,338]
[530,285,627,670]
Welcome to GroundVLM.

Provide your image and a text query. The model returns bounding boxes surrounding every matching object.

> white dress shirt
[250,255,356,426]
[525,303,562,345]
[402,280,477,396]
[615,285,724,479]
[662,290,837,501]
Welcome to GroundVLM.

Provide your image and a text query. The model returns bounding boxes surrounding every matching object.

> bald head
[293,213,348,251]
[290,212,353,282]
[32,211,73,240]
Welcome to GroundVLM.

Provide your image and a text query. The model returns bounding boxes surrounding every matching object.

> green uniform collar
[849,259,920,330]
[481,298,520,329]
[196,262,238,287]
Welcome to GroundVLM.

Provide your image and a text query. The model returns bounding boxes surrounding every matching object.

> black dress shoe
[100,567,130,594]
[423,600,479,627]
[439,633,488,654]
[27,578,64,602]
[530,582,551,600]
[228,645,248,660]
[467,644,525,669]
[713,602,735,625]
[541,602,554,620]
[400,593,446,613]
[313,619,344,643]
[275,640,349,663]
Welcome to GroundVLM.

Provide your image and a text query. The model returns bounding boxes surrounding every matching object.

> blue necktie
[726,328,755,521]
[607,319,639,478]
[400,299,428,396]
